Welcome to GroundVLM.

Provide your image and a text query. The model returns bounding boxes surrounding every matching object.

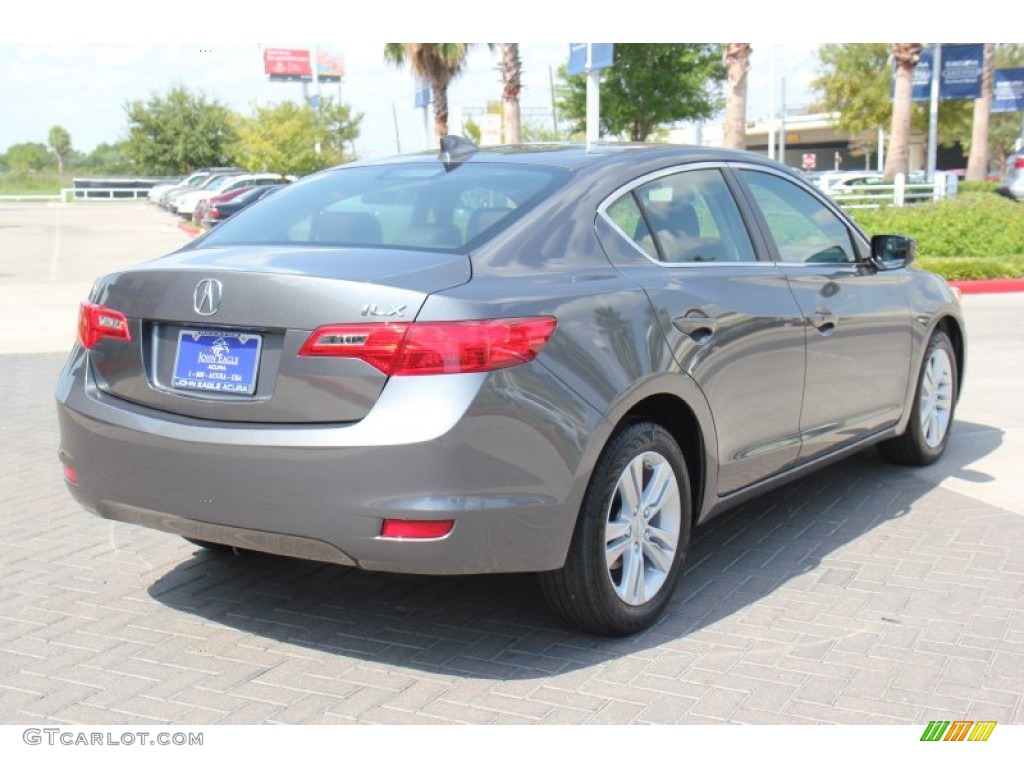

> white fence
[825,172,959,209]
[0,187,153,203]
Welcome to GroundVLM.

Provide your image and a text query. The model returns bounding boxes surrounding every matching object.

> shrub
[849,192,1024,279]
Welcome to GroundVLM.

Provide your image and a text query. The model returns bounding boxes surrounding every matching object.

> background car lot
[0,203,1021,725]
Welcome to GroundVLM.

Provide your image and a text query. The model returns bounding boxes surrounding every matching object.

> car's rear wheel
[540,421,691,636]
[878,329,957,466]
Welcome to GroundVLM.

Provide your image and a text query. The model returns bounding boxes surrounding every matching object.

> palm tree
[883,43,923,182]
[966,43,994,182]
[384,44,472,139]
[723,44,752,150]
[501,44,522,144]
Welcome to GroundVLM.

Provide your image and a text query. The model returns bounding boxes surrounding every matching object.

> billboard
[264,48,311,82]
[264,47,344,83]
[316,50,344,83]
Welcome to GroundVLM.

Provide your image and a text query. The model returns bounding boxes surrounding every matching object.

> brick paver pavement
[2,350,1021,725]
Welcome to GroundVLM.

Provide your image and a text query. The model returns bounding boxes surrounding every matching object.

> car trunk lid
[85,245,471,424]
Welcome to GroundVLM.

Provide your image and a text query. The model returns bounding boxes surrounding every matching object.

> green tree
[48,126,72,176]
[124,85,238,174]
[82,141,134,175]
[384,44,473,138]
[812,43,892,148]
[3,142,52,174]
[235,98,361,176]
[815,43,1024,176]
[557,44,724,142]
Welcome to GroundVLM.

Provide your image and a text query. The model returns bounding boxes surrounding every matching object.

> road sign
[802,153,816,170]
[567,43,614,76]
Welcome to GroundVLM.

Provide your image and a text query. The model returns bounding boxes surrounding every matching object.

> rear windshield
[197,162,569,252]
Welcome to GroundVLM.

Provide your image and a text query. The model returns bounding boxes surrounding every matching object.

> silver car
[56,141,965,636]
[999,152,1024,201]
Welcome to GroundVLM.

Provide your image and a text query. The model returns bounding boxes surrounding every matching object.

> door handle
[808,309,837,335]
[673,314,717,344]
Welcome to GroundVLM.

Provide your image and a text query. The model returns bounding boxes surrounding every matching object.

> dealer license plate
[171,330,262,396]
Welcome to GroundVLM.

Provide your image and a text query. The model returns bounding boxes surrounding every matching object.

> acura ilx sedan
[56,140,964,635]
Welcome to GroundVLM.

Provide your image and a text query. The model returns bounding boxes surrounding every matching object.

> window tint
[200,163,568,252]
[606,194,658,260]
[740,171,856,264]
[607,168,758,264]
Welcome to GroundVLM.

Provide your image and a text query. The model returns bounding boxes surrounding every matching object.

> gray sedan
[56,141,964,635]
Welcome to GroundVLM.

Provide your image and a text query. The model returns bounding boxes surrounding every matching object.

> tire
[878,329,958,466]
[540,421,692,636]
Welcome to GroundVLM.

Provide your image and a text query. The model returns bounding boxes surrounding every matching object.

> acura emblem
[193,279,222,316]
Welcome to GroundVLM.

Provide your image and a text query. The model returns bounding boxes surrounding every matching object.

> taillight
[298,317,557,376]
[78,301,131,349]
[209,207,221,219]
[1015,157,1024,169]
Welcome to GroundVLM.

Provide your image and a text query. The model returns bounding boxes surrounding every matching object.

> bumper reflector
[63,465,78,485]
[380,519,454,540]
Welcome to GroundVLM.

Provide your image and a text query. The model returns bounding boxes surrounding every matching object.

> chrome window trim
[596,162,777,269]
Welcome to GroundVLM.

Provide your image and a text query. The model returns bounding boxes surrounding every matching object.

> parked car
[149,167,242,205]
[816,171,884,194]
[192,186,252,227]
[197,184,284,229]
[999,153,1024,201]
[158,172,235,211]
[174,173,286,219]
[57,141,965,636]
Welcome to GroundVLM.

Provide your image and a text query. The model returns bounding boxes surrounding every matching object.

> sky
[0,3,997,163]
[0,42,819,162]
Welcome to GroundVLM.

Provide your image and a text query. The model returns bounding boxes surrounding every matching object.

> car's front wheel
[541,421,692,636]
[878,329,958,466]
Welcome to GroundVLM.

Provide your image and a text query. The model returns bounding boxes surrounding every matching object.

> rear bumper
[56,347,601,575]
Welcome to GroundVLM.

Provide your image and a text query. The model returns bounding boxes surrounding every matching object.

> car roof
[334,142,789,174]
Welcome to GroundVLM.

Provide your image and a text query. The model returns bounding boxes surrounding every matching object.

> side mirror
[870,234,916,270]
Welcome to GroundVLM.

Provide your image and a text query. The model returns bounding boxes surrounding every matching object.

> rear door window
[604,167,759,264]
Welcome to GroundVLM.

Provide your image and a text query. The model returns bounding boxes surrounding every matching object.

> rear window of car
[198,162,569,252]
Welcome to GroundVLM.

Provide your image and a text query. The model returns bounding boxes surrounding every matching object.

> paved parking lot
[1,203,1021,725]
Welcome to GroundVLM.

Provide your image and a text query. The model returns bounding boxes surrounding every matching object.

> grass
[0,173,69,195]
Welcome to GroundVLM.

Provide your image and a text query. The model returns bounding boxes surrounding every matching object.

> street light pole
[927,43,942,182]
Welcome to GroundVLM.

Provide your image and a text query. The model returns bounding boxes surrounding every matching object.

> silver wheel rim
[919,346,954,449]
[605,451,681,606]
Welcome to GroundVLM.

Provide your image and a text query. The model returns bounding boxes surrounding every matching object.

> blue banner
[908,44,985,102]
[993,68,1024,113]
[567,43,614,76]
[941,44,984,100]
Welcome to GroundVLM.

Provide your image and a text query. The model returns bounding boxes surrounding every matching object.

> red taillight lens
[77,301,131,349]
[299,317,557,376]
[63,465,78,485]
[1015,157,1024,169]
[380,519,454,539]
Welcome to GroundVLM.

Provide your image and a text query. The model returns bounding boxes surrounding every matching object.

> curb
[177,221,200,238]
[949,278,1024,295]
